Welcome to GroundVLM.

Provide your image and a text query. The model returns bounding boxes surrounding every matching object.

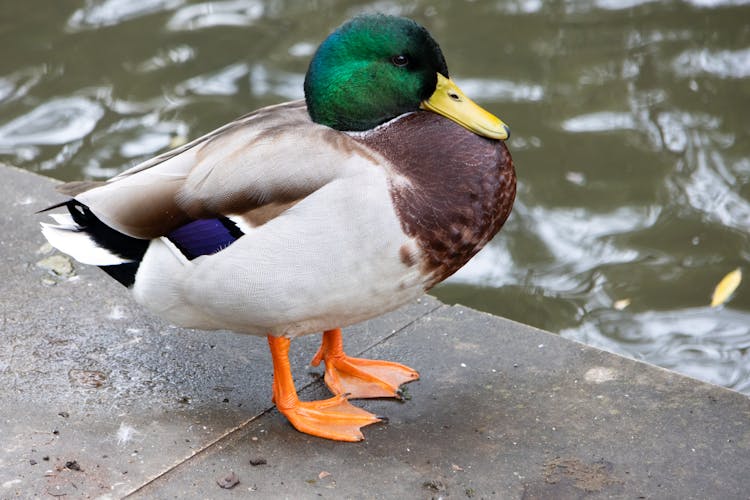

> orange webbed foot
[268,334,381,442]
[276,395,381,442]
[311,328,419,399]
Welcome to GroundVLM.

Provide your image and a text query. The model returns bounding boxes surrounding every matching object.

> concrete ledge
[2,164,749,499]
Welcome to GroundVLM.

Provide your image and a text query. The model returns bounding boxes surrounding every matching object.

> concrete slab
[2,165,750,499]
[130,306,750,499]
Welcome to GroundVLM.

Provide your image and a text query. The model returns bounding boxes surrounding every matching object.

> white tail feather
[48,213,77,227]
[41,217,133,266]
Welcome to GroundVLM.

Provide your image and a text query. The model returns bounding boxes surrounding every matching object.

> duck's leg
[268,334,380,442]
[310,328,419,399]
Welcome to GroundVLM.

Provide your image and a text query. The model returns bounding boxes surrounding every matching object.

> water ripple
[562,307,750,390]
[672,48,750,79]
[81,113,188,178]
[0,97,104,147]
[561,111,636,133]
[688,0,750,6]
[166,0,265,31]
[448,239,514,287]
[249,65,305,100]
[677,143,750,232]
[133,45,195,73]
[450,204,657,290]
[68,0,185,31]
[458,78,545,103]
[175,63,250,96]
[494,0,543,15]
[0,67,45,105]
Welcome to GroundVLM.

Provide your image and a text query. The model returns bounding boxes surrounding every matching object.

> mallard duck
[41,14,515,441]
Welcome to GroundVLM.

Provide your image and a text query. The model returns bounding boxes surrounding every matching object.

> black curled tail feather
[65,200,150,287]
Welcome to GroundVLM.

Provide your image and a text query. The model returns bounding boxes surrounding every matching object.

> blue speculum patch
[167,218,242,260]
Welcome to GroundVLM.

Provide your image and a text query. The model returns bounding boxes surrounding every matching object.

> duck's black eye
[391,54,409,67]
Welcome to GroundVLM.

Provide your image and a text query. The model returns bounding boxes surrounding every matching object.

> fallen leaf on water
[613,298,631,310]
[711,268,742,308]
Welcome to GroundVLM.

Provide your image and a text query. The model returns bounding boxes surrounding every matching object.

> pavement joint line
[121,301,445,495]
[123,407,274,498]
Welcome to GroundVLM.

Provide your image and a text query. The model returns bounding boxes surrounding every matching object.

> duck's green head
[305,14,509,140]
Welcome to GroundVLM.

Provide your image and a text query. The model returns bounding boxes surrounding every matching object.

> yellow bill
[420,74,509,140]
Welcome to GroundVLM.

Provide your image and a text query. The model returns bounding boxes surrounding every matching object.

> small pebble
[65,460,82,471]
[423,479,447,492]
[217,471,240,489]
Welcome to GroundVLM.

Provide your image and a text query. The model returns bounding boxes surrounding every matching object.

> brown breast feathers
[356,111,516,289]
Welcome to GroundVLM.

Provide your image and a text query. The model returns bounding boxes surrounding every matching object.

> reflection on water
[165,1,266,30]
[0,97,103,147]
[67,0,185,31]
[564,307,750,393]
[674,47,750,79]
[1,0,749,393]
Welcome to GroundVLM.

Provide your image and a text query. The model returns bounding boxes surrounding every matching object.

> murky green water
[2,0,749,393]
